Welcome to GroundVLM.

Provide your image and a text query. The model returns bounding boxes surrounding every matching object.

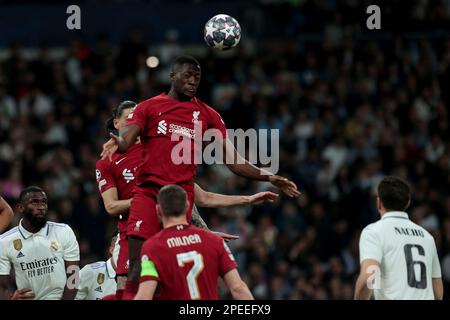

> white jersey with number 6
[359,211,441,300]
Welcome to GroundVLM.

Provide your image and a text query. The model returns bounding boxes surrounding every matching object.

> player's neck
[22,219,45,234]
[163,217,188,229]
[167,88,191,102]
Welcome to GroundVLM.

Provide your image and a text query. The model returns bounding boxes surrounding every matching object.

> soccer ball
[204,14,241,51]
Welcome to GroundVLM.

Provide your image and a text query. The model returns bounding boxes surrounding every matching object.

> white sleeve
[112,234,120,268]
[0,240,11,275]
[62,226,80,262]
[359,225,382,263]
[431,241,442,278]
[75,266,91,300]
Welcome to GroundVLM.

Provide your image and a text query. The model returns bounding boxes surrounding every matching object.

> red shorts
[116,219,129,276]
[127,183,194,240]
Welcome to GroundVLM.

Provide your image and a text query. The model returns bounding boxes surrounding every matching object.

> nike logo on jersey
[115,157,127,165]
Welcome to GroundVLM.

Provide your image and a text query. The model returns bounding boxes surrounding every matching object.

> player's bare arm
[190,204,210,230]
[11,288,35,300]
[354,259,379,300]
[101,124,141,160]
[0,196,14,233]
[61,260,79,300]
[134,280,158,300]
[194,182,278,207]
[223,139,300,198]
[432,278,443,300]
[101,188,132,216]
[223,269,254,300]
[0,275,10,300]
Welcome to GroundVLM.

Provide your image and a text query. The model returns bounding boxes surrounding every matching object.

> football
[204,14,241,51]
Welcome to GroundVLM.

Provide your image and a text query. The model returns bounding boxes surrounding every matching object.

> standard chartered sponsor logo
[169,123,195,139]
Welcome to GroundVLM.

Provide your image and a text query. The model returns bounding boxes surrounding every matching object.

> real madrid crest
[50,240,59,252]
[97,273,105,285]
[13,239,22,251]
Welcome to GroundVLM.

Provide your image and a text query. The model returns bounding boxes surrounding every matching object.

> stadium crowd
[1,0,450,299]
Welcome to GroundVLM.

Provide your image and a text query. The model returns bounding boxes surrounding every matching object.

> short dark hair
[377,176,411,211]
[105,100,136,135]
[157,185,187,217]
[19,186,45,203]
[172,55,200,71]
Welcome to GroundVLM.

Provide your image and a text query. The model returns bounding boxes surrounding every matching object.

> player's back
[361,211,440,300]
[141,224,236,300]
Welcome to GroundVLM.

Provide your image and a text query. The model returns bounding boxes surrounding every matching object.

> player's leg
[122,235,145,299]
[123,187,161,300]
[115,220,129,300]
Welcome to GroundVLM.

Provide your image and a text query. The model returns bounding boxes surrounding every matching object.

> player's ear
[156,204,162,219]
[405,199,411,210]
[113,118,120,130]
[16,203,24,214]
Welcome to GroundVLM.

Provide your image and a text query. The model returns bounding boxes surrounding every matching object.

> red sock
[115,289,124,300]
[122,280,139,300]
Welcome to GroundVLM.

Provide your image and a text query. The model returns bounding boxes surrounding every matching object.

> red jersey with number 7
[140,224,237,300]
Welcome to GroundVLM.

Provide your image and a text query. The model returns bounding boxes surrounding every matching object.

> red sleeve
[126,102,147,132]
[140,240,161,283]
[208,108,227,139]
[95,160,116,194]
[218,240,238,277]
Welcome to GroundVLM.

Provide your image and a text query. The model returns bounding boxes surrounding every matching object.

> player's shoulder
[95,157,110,168]
[47,221,74,234]
[190,226,223,243]
[193,97,221,115]
[48,221,70,228]
[0,226,19,241]
[138,94,166,107]
[361,221,382,237]
[408,220,435,241]
[85,261,106,271]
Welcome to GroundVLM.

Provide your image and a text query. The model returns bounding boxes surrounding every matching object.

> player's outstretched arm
[100,188,132,216]
[0,196,13,233]
[354,259,379,300]
[223,269,254,300]
[134,280,158,300]
[222,139,300,198]
[194,183,278,208]
[432,278,443,300]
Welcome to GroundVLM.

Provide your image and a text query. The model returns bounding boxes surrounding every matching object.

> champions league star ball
[204,14,241,51]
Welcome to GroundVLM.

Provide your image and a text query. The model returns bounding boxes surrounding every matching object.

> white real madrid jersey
[0,220,80,300]
[359,211,441,300]
[76,259,116,300]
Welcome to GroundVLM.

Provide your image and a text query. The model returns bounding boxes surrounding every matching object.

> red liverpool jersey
[140,224,237,300]
[95,142,143,205]
[126,93,227,189]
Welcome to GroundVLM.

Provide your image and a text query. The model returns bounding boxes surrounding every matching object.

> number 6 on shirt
[176,251,204,300]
